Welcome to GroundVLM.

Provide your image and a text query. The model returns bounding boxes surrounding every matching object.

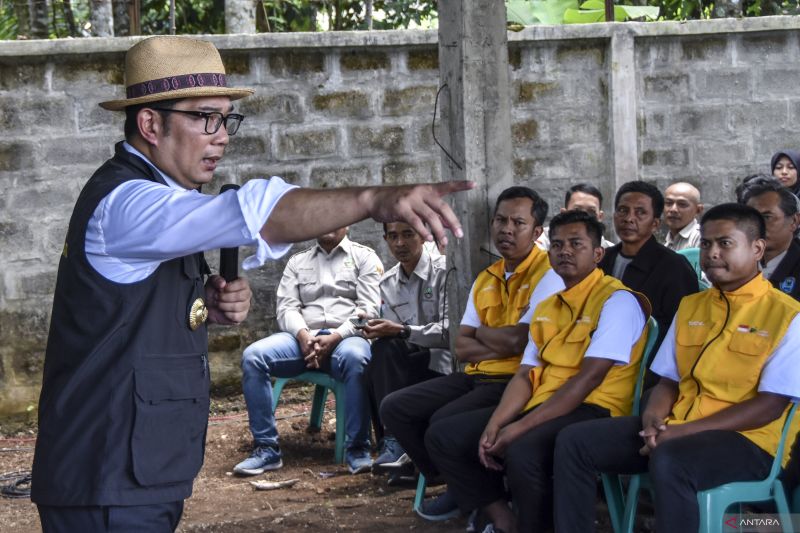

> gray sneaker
[233,445,283,476]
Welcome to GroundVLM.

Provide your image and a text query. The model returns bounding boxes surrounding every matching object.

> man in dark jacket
[32,36,470,533]
[600,181,699,354]
[742,176,800,301]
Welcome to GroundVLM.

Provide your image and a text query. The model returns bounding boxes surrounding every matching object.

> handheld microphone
[219,184,240,282]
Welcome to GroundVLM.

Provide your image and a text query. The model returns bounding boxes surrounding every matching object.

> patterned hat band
[126,73,228,99]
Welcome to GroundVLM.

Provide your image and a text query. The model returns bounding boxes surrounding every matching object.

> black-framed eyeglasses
[151,108,245,135]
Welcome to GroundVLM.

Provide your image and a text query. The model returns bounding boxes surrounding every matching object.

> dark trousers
[365,337,443,442]
[380,372,509,478]
[38,501,184,533]
[553,416,775,533]
[425,402,609,533]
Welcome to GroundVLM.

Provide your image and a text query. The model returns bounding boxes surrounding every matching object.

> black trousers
[553,416,775,533]
[38,501,184,533]
[425,402,609,533]
[365,337,443,442]
[380,372,509,478]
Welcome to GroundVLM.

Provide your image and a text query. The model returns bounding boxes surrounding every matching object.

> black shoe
[415,489,460,521]
[387,461,416,486]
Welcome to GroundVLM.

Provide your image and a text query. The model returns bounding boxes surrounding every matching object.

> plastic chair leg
[621,474,641,533]
[413,473,427,512]
[271,378,287,414]
[773,481,793,533]
[309,385,328,430]
[333,383,346,464]
[601,474,625,533]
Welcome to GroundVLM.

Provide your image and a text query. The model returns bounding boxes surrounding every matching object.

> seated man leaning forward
[425,210,650,533]
[380,186,565,520]
[553,203,800,533]
[234,227,383,476]
[362,222,452,476]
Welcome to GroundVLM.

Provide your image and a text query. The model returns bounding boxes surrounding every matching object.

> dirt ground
[0,384,630,532]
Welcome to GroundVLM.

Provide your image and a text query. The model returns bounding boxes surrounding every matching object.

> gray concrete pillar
[438,0,514,336]
[609,28,639,192]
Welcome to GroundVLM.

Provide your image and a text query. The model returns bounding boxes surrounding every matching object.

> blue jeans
[241,331,372,450]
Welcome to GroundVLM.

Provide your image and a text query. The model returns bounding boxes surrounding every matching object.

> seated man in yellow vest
[425,210,650,533]
[380,186,565,520]
[553,202,800,533]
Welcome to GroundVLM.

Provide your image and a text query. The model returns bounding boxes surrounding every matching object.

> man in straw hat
[31,35,471,532]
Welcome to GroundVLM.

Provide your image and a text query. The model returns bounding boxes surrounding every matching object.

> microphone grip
[219,184,240,282]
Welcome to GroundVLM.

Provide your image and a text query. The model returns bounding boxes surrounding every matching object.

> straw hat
[99,35,254,111]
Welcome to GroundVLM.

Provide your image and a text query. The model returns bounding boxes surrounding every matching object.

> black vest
[32,143,211,506]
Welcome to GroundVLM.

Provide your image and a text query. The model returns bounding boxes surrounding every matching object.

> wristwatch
[398,325,411,339]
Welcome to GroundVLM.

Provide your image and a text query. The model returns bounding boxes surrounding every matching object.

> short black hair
[741,175,800,217]
[614,181,664,219]
[701,203,766,242]
[548,209,605,248]
[564,183,603,209]
[123,98,181,140]
[735,174,764,204]
[494,186,548,227]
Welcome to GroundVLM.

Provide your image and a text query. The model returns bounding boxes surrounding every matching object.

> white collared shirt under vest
[664,218,701,251]
[380,248,452,374]
[277,236,383,340]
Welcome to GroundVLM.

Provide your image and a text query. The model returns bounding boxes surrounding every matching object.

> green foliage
[141,0,225,35]
[372,0,437,29]
[0,2,18,40]
[508,0,660,24]
[507,0,579,25]
[563,0,660,22]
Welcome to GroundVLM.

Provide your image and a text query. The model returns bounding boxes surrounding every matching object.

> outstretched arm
[260,181,474,247]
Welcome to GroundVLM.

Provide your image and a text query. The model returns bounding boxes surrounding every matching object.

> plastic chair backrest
[767,402,798,483]
[676,247,709,289]
[632,317,659,416]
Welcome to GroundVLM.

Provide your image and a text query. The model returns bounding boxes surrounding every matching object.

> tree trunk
[365,0,372,30]
[90,0,114,36]
[29,0,49,38]
[112,0,130,36]
[12,0,30,38]
[62,0,79,36]
[225,0,255,33]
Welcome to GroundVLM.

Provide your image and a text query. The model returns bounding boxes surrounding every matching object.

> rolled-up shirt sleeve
[87,174,297,283]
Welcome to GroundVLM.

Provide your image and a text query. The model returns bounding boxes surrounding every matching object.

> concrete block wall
[1,17,798,415]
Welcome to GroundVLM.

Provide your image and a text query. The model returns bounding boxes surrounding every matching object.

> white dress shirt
[85,142,297,283]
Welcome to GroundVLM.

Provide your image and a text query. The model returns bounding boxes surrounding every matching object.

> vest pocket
[131,354,210,487]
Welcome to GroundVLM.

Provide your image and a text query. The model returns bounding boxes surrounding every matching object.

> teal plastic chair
[696,402,797,533]
[414,318,659,518]
[618,403,798,533]
[272,371,346,464]
[677,247,709,290]
[601,317,659,533]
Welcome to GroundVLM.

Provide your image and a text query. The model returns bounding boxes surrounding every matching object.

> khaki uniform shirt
[380,249,451,374]
[664,218,701,251]
[277,236,383,339]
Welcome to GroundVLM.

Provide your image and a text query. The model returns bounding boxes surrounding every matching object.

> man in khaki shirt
[362,222,451,478]
[234,227,383,475]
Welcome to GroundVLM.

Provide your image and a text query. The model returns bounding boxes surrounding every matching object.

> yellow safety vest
[468,246,552,376]
[525,269,650,416]
[670,274,800,466]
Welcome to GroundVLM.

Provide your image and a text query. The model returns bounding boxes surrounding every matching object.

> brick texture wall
[1,18,798,415]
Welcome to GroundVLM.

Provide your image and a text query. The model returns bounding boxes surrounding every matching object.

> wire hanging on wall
[432,83,464,172]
